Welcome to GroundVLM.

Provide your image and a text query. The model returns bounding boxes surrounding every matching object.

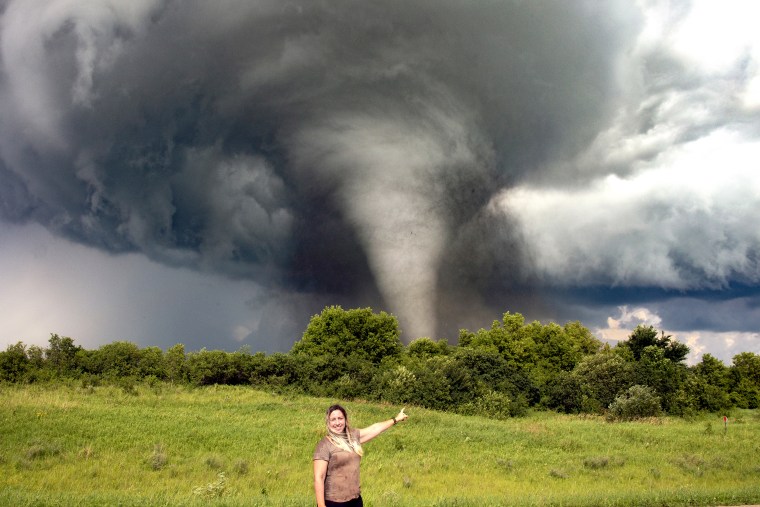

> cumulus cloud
[593,305,760,365]
[496,129,760,289]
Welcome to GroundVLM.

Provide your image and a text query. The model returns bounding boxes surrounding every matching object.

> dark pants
[325,495,363,507]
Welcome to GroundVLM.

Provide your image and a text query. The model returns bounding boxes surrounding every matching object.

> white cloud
[495,129,760,289]
[595,305,662,343]
[676,330,760,365]
[635,0,760,109]
[666,0,760,76]
[593,305,760,365]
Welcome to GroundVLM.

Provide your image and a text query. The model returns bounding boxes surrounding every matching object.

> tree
[569,348,635,413]
[291,306,402,364]
[165,344,187,384]
[452,347,535,404]
[563,321,603,356]
[730,352,760,409]
[636,346,687,411]
[90,341,142,378]
[0,342,31,382]
[694,354,730,389]
[686,354,732,412]
[619,325,688,363]
[463,313,599,372]
[464,312,524,361]
[46,334,81,375]
[139,346,166,378]
[407,337,449,358]
[186,349,236,385]
[544,370,584,414]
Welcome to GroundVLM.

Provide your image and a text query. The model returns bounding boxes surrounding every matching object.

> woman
[313,404,408,507]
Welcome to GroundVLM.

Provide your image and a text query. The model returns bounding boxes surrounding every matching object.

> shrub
[291,306,403,364]
[26,442,62,460]
[373,365,418,405]
[607,385,662,421]
[233,459,249,475]
[193,472,227,499]
[205,454,224,470]
[0,342,31,382]
[148,443,167,470]
[458,390,527,419]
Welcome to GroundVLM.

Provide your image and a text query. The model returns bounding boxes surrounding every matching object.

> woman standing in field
[313,404,408,507]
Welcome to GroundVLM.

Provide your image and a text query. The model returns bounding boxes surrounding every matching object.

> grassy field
[1,382,759,507]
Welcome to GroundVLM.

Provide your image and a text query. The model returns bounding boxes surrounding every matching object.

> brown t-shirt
[313,430,362,502]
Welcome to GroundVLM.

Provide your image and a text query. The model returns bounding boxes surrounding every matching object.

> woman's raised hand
[395,407,408,423]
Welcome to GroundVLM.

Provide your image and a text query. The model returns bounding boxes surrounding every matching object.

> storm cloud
[1,0,759,359]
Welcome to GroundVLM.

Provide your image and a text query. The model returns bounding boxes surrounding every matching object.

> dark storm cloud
[1,0,641,341]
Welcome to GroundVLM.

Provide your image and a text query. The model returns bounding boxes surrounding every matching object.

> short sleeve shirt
[313,430,362,502]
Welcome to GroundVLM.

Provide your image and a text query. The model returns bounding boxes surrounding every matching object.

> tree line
[2,306,758,419]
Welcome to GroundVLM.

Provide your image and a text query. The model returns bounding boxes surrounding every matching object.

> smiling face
[328,408,347,434]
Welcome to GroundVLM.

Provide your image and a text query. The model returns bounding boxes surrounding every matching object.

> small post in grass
[723,415,728,434]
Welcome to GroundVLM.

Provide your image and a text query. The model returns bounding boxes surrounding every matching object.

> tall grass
[1,382,758,506]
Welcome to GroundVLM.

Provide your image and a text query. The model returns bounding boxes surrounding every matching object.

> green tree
[291,306,402,364]
[373,364,418,405]
[620,325,688,363]
[730,352,760,409]
[186,349,253,386]
[544,370,584,414]
[465,312,525,361]
[682,353,732,412]
[0,342,31,382]
[407,337,449,358]
[46,334,81,375]
[407,357,454,411]
[249,352,307,390]
[636,346,687,412]
[139,346,166,379]
[563,321,603,357]
[694,354,730,390]
[165,343,187,384]
[568,348,635,413]
[452,347,535,404]
[90,341,142,378]
[27,345,45,370]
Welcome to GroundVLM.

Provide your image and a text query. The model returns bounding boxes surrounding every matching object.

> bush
[607,385,662,421]
[373,365,418,405]
[458,390,527,419]
[291,306,402,364]
[148,443,167,470]
[0,342,31,382]
[193,472,227,499]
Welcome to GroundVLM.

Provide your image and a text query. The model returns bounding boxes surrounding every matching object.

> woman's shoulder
[314,435,332,457]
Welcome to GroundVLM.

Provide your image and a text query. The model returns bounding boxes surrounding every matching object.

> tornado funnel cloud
[291,100,486,340]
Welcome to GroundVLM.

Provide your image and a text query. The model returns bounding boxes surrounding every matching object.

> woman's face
[328,409,346,433]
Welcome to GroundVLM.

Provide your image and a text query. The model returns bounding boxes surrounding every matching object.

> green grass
[1,383,759,506]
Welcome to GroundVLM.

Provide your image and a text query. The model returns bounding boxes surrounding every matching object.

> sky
[1,0,760,365]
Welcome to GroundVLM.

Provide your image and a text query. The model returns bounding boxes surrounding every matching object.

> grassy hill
[1,382,759,506]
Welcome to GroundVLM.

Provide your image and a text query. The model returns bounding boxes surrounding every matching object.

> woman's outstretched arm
[358,408,408,444]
